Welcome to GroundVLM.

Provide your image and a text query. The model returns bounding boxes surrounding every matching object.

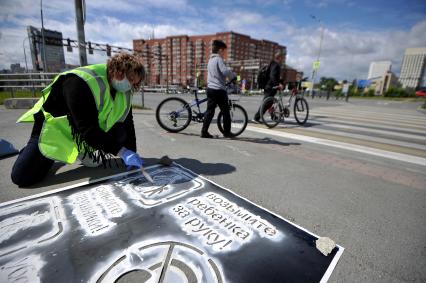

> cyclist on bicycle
[254,50,285,122]
[201,40,236,138]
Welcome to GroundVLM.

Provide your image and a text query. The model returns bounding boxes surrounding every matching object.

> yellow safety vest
[17,64,131,163]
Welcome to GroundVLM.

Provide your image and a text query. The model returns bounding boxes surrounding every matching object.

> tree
[319,77,338,91]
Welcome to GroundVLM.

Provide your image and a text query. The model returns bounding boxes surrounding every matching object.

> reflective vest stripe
[76,67,106,111]
[118,92,131,122]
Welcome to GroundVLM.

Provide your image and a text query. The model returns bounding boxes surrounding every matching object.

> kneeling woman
[11,53,146,187]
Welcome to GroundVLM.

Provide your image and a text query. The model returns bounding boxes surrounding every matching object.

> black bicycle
[156,80,248,136]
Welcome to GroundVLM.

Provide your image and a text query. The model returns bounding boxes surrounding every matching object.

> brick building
[283,65,303,85]
[133,31,287,87]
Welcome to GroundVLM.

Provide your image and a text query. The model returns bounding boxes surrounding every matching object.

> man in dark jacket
[254,50,284,122]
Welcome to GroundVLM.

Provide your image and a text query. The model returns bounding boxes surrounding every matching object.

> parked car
[415,87,426,97]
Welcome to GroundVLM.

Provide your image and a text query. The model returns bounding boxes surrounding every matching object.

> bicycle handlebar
[226,77,237,86]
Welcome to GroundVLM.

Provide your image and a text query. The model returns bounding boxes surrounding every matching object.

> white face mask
[112,77,132,92]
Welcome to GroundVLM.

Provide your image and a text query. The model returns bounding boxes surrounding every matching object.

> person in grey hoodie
[201,40,236,138]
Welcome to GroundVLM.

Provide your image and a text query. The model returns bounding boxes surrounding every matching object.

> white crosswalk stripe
[311,107,426,141]
[246,125,426,166]
[248,105,426,164]
[305,118,426,135]
[311,111,426,129]
[302,126,426,150]
[312,123,426,141]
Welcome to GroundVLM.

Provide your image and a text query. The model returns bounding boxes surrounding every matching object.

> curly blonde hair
[107,53,145,86]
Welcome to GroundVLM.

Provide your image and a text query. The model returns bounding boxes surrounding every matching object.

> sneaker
[201,132,214,138]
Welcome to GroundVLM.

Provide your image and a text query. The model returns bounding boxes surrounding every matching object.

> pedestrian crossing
[247,104,426,165]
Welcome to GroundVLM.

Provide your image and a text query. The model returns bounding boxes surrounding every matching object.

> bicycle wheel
[217,104,248,137]
[293,98,309,125]
[156,97,192,132]
[260,97,282,128]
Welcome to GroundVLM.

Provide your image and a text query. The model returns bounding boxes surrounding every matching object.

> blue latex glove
[120,149,144,170]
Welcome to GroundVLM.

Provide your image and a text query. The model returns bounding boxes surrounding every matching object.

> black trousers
[11,136,55,187]
[11,124,128,187]
[254,88,277,120]
[201,88,231,134]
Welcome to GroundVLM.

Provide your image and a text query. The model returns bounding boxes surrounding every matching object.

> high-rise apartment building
[367,61,392,79]
[398,47,426,89]
[133,31,286,87]
[27,26,66,72]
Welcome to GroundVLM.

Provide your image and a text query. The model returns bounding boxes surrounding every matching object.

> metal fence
[0,72,58,97]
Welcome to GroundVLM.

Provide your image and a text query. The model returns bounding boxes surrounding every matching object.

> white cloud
[304,0,353,8]
[225,12,264,30]
[1,1,425,82]
[86,0,195,14]
[287,20,426,80]
[0,16,195,70]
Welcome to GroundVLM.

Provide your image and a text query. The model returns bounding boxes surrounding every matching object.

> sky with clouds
[0,0,425,80]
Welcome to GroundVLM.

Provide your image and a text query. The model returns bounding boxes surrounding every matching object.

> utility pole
[23,36,36,96]
[75,0,87,66]
[23,37,29,72]
[309,15,324,98]
[166,55,169,91]
[40,0,48,71]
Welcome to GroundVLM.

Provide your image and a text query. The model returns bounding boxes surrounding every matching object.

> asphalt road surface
[1,93,425,282]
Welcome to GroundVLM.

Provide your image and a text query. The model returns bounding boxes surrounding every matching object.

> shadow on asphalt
[168,157,236,176]
[233,136,301,146]
[248,120,318,128]
[171,131,301,147]
[0,152,19,161]
[22,158,126,189]
[21,157,235,189]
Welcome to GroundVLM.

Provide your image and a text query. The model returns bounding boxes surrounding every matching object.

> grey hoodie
[207,54,235,90]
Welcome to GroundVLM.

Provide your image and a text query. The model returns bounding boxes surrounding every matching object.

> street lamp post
[310,15,324,98]
[23,36,36,96]
[40,0,48,72]
[23,37,29,73]
[75,0,88,66]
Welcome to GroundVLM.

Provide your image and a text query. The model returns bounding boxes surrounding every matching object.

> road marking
[298,126,426,151]
[311,110,426,129]
[310,114,426,131]
[272,127,426,157]
[307,118,426,136]
[313,106,425,120]
[225,145,252,157]
[314,123,426,141]
[142,121,177,142]
[245,125,426,166]
[142,121,153,128]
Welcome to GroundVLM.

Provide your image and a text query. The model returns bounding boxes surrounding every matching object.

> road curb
[4,98,39,109]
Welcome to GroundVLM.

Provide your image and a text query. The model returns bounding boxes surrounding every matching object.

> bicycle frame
[190,88,208,114]
[182,82,242,117]
[275,87,305,111]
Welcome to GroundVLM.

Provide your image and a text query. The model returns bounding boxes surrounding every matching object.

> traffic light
[106,44,111,57]
[88,42,93,55]
[67,38,72,52]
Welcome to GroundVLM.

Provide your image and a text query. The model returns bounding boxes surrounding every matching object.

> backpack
[257,64,270,89]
